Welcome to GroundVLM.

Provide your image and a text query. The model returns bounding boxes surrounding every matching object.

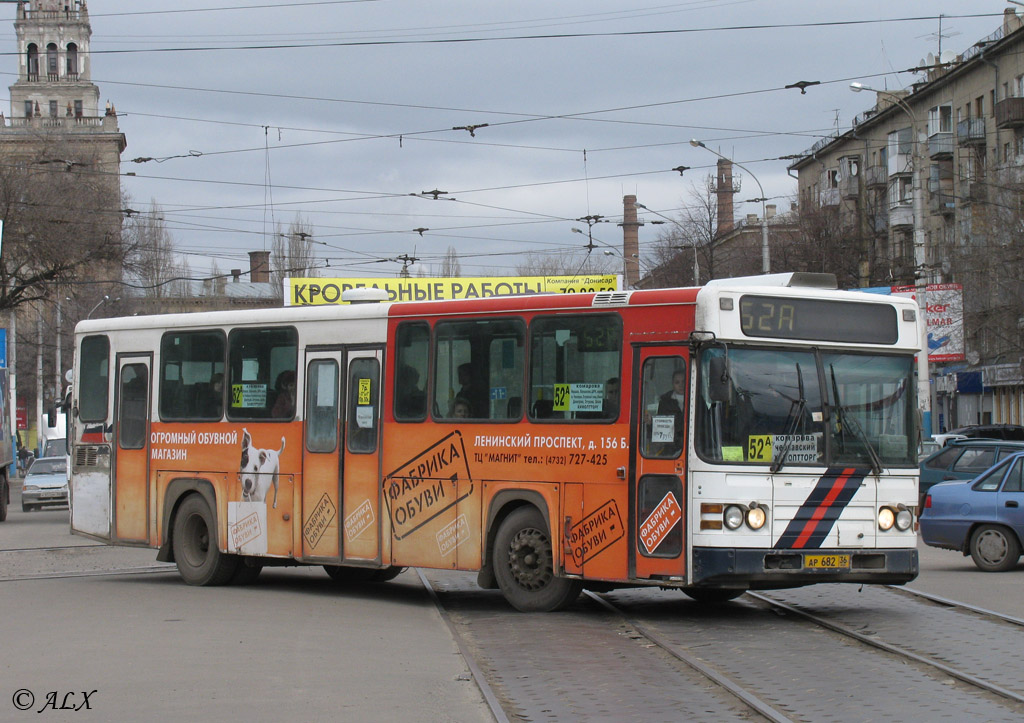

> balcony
[839,174,859,199]
[996,96,1024,128]
[820,188,840,207]
[865,165,887,188]
[960,178,988,205]
[890,204,914,228]
[957,118,986,145]
[928,132,954,159]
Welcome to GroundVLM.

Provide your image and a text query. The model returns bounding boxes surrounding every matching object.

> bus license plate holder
[803,553,850,570]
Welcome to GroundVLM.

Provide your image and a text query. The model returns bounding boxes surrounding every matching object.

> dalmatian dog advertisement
[228,428,285,554]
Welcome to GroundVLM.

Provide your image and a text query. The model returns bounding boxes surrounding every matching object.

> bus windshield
[696,346,915,469]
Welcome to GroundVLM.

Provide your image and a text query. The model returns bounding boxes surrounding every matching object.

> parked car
[918,440,940,461]
[918,439,1024,506]
[920,450,1024,571]
[933,424,1024,447]
[20,456,69,512]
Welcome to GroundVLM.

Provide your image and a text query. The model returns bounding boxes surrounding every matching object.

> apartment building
[789,9,1024,431]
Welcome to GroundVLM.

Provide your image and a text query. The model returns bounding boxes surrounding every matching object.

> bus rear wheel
[493,507,581,612]
[0,475,7,521]
[172,494,238,586]
[230,557,263,585]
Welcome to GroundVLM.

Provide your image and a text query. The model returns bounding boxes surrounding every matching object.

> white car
[21,456,69,512]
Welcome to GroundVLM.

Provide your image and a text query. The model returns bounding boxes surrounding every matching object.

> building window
[46,43,58,77]
[48,100,57,118]
[928,104,952,135]
[825,169,839,188]
[24,100,33,118]
[976,96,985,117]
[74,99,82,118]
[66,43,78,77]
[26,43,39,79]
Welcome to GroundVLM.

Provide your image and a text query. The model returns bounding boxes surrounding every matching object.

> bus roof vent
[704,272,837,289]
[341,288,390,304]
[592,291,632,306]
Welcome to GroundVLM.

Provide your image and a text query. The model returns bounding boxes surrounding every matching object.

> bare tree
[514,249,615,277]
[271,216,318,297]
[440,245,462,276]
[0,137,126,310]
[122,200,188,299]
[646,176,719,287]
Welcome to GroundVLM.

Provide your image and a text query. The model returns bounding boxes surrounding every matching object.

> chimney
[715,158,735,235]
[766,204,777,219]
[620,195,641,289]
[249,251,270,283]
[746,214,758,225]
[230,268,242,282]
[1005,8,1022,35]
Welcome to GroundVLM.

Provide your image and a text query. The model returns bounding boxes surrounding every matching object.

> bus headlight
[894,507,913,531]
[746,504,767,530]
[878,507,896,531]
[724,505,745,530]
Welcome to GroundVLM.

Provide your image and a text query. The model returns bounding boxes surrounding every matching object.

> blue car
[920,450,1024,572]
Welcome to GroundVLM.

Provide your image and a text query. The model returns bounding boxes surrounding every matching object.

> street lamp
[87,295,110,319]
[635,203,699,284]
[851,81,931,439]
[689,139,770,274]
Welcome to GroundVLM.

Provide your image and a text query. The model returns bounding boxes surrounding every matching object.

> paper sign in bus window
[355,405,374,429]
[651,416,675,443]
[553,383,603,412]
[358,378,371,405]
[231,383,267,408]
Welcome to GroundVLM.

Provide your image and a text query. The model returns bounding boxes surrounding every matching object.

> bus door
[341,349,383,563]
[301,351,343,561]
[113,355,151,544]
[631,347,689,580]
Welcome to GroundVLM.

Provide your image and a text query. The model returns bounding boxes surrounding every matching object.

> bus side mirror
[708,357,731,403]
[46,407,57,428]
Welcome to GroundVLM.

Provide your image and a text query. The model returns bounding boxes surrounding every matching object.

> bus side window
[348,358,379,453]
[433,318,525,421]
[528,314,622,423]
[227,327,297,421]
[394,322,429,421]
[79,335,110,423]
[159,331,225,421]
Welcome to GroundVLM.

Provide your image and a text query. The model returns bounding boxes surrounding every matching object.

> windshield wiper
[770,363,806,474]
[829,364,882,475]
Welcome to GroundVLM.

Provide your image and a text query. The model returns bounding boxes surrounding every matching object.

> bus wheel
[323,565,375,583]
[493,507,582,612]
[230,557,263,585]
[0,476,7,521]
[172,495,238,586]
[682,588,746,604]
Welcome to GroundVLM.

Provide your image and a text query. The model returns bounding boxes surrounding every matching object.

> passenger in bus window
[396,364,427,418]
[656,370,687,447]
[456,363,486,418]
[603,377,620,418]
[271,370,297,418]
[451,396,472,419]
[201,373,223,418]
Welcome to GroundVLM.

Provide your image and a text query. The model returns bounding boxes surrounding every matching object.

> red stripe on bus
[792,468,857,549]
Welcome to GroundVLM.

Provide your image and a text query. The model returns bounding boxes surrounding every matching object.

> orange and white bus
[68,273,921,610]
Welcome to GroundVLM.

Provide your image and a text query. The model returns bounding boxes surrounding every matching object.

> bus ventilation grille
[591,291,631,307]
[75,446,99,467]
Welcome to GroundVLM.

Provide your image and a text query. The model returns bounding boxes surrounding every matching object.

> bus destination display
[739,295,898,344]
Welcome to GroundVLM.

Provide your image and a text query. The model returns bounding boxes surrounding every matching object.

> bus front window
[696,347,915,469]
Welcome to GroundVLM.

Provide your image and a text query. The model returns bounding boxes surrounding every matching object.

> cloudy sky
[0,1,1010,280]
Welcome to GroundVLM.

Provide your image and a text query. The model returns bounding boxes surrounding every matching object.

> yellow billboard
[285,275,620,306]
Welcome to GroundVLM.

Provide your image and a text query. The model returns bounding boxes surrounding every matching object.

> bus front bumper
[691,546,919,589]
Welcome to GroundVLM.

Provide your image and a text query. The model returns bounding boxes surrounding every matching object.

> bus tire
[969,524,1021,572]
[0,476,7,521]
[682,588,746,604]
[369,566,405,582]
[172,494,238,586]
[493,506,581,612]
[229,557,263,585]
